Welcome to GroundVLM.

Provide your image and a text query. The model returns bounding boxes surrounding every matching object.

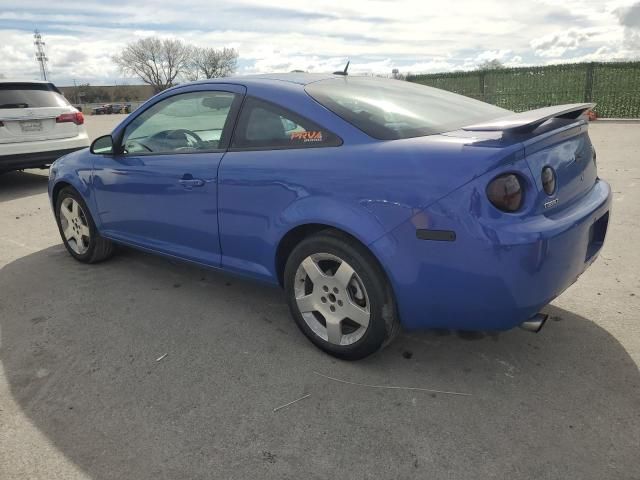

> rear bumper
[0,147,86,171]
[0,131,89,170]
[372,178,612,331]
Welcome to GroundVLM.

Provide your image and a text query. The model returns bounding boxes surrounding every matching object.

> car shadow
[0,170,49,203]
[1,245,639,480]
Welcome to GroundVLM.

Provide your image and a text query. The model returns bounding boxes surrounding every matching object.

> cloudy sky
[1,0,639,86]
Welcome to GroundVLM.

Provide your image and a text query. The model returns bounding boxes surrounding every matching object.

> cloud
[615,2,640,54]
[615,2,640,28]
[530,28,592,57]
[474,49,512,62]
[0,0,636,84]
[55,49,89,68]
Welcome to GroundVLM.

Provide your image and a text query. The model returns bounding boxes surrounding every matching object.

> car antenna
[333,60,350,76]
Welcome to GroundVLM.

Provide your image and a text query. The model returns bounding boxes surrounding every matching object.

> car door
[92,86,245,266]
[218,96,342,281]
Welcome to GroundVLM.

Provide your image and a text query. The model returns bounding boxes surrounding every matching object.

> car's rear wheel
[55,187,114,263]
[284,231,399,360]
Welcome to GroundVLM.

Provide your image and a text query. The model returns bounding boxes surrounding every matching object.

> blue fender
[48,149,98,225]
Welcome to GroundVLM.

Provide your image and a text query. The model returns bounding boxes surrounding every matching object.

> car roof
[0,79,55,85]
[187,72,345,87]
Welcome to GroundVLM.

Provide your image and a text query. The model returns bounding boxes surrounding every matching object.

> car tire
[55,186,115,263]
[284,230,400,360]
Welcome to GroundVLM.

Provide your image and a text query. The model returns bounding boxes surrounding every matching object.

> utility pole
[34,30,49,81]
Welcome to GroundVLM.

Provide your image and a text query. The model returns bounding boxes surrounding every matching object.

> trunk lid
[460,103,597,214]
[0,107,79,143]
[521,120,596,214]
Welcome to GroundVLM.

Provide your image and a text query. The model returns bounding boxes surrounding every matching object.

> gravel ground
[0,117,638,480]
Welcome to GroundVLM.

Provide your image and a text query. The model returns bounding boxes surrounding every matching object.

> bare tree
[391,68,406,80]
[476,59,505,71]
[185,47,238,81]
[113,37,193,93]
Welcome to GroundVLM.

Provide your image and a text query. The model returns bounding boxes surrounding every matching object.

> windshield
[305,77,510,140]
[0,83,69,109]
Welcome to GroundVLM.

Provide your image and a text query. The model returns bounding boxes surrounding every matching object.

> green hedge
[407,62,640,118]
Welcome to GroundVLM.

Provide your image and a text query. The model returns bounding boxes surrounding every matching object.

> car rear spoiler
[462,103,595,133]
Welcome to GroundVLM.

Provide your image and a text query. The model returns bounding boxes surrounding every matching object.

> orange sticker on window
[290,131,323,142]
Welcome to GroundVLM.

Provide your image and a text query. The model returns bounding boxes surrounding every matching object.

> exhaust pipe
[520,313,548,333]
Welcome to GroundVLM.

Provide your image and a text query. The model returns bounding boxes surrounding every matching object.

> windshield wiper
[0,103,29,108]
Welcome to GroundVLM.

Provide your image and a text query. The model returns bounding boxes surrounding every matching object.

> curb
[593,118,640,123]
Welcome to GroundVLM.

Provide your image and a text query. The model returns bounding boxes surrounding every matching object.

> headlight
[486,173,524,212]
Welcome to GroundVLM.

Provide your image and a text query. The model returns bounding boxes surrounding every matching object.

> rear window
[305,77,510,140]
[0,83,69,109]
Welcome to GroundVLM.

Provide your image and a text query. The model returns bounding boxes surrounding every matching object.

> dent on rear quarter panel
[367,144,529,327]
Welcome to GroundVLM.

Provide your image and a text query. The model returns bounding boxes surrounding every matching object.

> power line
[34,30,49,81]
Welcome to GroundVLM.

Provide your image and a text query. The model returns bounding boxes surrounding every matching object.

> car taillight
[541,166,556,195]
[56,112,84,125]
[487,173,524,212]
[592,147,597,167]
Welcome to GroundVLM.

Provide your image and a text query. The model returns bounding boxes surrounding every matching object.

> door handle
[179,174,205,188]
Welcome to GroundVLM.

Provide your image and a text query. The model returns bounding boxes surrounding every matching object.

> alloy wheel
[60,197,91,255]
[294,253,371,346]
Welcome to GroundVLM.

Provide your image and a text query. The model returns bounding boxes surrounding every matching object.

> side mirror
[90,135,114,155]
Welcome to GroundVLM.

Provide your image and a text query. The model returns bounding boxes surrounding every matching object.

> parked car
[110,103,132,114]
[48,74,611,359]
[91,104,109,115]
[0,80,89,174]
[93,103,131,114]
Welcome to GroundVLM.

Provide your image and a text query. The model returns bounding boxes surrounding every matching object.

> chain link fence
[407,62,640,118]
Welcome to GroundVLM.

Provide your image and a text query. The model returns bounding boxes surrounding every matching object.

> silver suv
[0,80,89,173]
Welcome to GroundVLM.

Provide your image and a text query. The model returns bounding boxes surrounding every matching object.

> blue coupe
[48,73,611,359]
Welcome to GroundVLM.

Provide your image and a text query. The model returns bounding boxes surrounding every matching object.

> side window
[122,91,237,154]
[232,97,341,150]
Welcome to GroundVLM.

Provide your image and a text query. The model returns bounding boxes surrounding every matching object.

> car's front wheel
[55,187,114,263]
[284,231,399,360]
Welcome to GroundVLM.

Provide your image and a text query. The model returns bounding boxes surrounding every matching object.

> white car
[0,80,89,173]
